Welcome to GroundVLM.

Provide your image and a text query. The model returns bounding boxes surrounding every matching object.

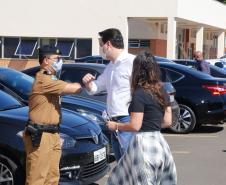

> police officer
[23,45,81,185]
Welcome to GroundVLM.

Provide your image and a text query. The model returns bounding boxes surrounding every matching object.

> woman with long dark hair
[106,52,177,185]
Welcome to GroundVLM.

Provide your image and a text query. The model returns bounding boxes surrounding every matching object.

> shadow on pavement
[193,125,224,133]
[163,124,224,134]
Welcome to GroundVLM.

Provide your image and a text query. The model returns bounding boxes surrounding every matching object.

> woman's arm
[161,106,172,128]
[107,112,143,132]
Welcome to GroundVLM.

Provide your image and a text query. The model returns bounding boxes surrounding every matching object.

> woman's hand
[106,112,143,132]
[107,121,117,131]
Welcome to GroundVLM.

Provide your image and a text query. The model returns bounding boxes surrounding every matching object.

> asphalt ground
[92,123,226,185]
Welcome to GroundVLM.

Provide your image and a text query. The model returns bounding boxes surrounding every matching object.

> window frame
[128,39,150,48]
[14,38,38,57]
[55,39,75,58]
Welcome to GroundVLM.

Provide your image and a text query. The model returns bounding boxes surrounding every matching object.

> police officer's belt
[27,121,59,133]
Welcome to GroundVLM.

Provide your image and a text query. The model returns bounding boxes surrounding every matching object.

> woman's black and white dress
[106,88,177,185]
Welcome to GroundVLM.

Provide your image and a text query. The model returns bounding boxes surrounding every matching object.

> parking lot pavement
[92,123,226,185]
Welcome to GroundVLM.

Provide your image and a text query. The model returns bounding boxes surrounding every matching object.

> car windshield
[0,90,22,111]
[0,68,34,101]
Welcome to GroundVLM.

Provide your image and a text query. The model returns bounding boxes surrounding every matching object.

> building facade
[0,0,226,70]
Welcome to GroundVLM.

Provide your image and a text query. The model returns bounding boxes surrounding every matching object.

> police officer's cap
[39,45,62,56]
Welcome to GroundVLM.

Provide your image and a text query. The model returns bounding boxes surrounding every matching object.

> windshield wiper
[0,105,22,111]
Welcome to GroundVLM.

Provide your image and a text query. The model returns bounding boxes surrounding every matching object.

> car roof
[158,62,213,79]
[65,62,106,68]
[173,59,194,62]
[220,54,226,59]
[155,56,174,63]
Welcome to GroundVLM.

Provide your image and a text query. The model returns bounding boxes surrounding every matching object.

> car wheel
[170,104,196,134]
[0,155,24,185]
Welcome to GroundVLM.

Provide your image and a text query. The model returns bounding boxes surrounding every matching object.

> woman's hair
[131,52,168,109]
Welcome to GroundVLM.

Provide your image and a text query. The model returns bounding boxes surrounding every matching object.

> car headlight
[16,130,24,138]
[77,109,104,125]
[60,133,76,149]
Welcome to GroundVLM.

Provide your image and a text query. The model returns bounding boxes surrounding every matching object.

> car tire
[170,104,196,134]
[0,154,24,185]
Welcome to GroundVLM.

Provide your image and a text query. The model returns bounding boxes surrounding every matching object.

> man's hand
[82,73,96,91]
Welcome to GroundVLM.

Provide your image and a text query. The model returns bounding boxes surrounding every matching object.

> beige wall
[0,0,178,38]
[177,0,226,29]
[0,0,226,59]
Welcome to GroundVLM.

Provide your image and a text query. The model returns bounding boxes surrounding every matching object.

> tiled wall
[0,59,39,71]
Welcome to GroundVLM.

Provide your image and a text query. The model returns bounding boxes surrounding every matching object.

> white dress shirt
[88,51,135,117]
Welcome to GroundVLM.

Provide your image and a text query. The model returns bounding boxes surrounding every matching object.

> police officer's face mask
[52,58,63,79]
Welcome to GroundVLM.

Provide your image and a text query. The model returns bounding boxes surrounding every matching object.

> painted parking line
[172,151,190,154]
[163,134,218,138]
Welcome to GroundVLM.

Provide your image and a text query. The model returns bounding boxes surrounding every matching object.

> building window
[4,37,19,58]
[15,38,38,59]
[128,39,150,48]
[40,38,56,47]
[56,39,75,59]
[77,39,92,58]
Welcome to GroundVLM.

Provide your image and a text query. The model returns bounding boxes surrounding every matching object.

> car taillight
[202,85,226,96]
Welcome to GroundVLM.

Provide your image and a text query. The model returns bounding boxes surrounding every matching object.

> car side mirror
[215,62,224,68]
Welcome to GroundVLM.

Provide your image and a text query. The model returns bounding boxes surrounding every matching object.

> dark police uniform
[23,46,67,185]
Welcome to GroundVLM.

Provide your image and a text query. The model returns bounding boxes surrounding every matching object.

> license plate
[170,95,174,102]
[94,147,106,164]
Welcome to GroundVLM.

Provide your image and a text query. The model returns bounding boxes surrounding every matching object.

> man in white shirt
[82,28,135,161]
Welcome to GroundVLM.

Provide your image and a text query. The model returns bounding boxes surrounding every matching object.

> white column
[123,19,129,52]
[167,17,177,59]
[196,27,204,52]
[217,31,225,58]
[74,39,77,58]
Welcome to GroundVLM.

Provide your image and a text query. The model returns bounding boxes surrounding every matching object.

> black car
[0,90,109,185]
[23,63,107,102]
[0,67,112,145]
[74,55,173,64]
[74,55,110,65]
[173,59,226,78]
[23,63,180,131]
[158,62,226,133]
